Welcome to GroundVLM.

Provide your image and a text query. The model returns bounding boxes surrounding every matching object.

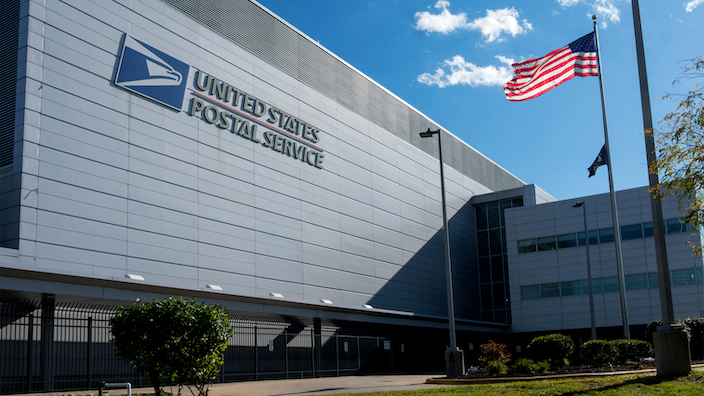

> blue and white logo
[114,36,190,110]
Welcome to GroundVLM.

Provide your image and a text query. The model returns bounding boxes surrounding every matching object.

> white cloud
[556,0,622,27]
[592,0,620,27]
[686,0,704,12]
[414,2,532,42]
[466,8,533,43]
[414,1,468,34]
[417,55,515,88]
[557,0,582,6]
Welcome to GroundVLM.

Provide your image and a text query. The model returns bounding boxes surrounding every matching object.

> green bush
[527,334,574,368]
[484,360,508,375]
[611,339,653,363]
[510,358,538,375]
[580,340,617,365]
[110,297,231,396]
[536,360,551,373]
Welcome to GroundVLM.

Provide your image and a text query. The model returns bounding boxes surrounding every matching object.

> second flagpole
[593,15,630,339]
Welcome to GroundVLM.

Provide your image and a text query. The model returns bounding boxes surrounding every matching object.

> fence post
[357,336,361,372]
[310,328,315,377]
[284,329,289,379]
[40,294,55,391]
[254,325,259,381]
[27,313,34,393]
[335,333,339,377]
[87,316,93,389]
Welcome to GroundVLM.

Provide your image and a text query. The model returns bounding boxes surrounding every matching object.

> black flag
[588,145,607,177]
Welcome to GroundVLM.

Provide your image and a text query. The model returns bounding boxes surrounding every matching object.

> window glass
[697,268,704,284]
[518,239,536,253]
[643,222,654,238]
[494,309,508,324]
[512,197,523,207]
[491,255,504,282]
[557,233,577,249]
[490,229,502,255]
[500,200,511,227]
[540,283,560,298]
[477,231,489,257]
[599,228,615,243]
[493,282,506,309]
[561,281,581,296]
[577,230,599,246]
[666,218,682,234]
[671,268,697,285]
[537,236,557,251]
[476,204,488,231]
[521,285,540,299]
[582,278,603,294]
[481,284,493,309]
[621,224,643,241]
[625,273,648,290]
[648,272,658,288]
[479,257,491,283]
[603,276,619,292]
[488,202,500,229]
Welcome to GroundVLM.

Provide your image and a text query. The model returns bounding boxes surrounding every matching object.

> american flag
[504,32,598,101]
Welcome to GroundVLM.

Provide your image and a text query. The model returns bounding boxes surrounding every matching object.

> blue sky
[256,0,703,201]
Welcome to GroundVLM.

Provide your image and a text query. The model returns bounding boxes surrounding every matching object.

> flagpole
[593,16,630,339]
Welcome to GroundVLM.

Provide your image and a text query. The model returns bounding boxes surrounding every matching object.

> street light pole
[573,201,597,340]
[420,128,463,377]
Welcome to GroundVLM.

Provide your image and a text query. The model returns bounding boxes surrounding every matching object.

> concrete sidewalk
[203,374,447,396]
[12,374,447,396]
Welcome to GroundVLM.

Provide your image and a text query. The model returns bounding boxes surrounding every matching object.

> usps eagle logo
[114,35,190,110]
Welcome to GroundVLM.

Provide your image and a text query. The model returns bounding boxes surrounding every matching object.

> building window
[621,224,643,241]
[518,239,536,253]
[540,283,560,298]
[648,272,658,288]
[476,197,523,324]
[537,236,556,251]
[643,222,654,238]
[582,278,603,294]
[577,230,599,246]
[557,233,577,249]
[561,281,581,296]
[625,273,648,290]
[599,228,615,244]
[671,268,697,285]
[521,285,540,299]
[602,276,619,292]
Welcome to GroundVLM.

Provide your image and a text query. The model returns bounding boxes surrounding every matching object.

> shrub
[478,340,511,364]
[527,334,574,368]
[510,358,538,375]
[611,339,653,363]
[536,360,551,373]
[580,340,617,365]
[110,297,231,396]
[484,360,508,375]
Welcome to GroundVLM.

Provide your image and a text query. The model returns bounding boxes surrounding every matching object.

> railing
[0,300,393,394]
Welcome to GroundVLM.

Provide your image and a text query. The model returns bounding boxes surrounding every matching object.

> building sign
[114,35,324,169]
[114,36,189,111]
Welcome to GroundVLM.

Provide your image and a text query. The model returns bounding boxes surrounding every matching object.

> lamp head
[419,128,438,138]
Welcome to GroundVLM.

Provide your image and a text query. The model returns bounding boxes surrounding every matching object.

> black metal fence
[0,300,394,394]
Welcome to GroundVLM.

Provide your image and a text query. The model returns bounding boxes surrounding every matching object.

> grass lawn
[332,372,704,396]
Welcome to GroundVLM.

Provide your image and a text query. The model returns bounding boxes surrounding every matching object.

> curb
[426,364,704,385]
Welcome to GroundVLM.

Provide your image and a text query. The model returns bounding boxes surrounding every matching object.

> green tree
[652,56,704,252]
[110,297,231,396]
